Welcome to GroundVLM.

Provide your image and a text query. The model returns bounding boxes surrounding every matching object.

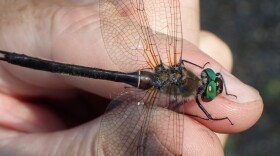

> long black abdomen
[0,51,143,88]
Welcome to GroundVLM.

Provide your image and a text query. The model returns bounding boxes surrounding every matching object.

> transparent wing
[96,88,184,156]
[99,0,183,72]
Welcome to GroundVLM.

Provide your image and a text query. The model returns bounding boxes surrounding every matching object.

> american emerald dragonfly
[0,0,236,155]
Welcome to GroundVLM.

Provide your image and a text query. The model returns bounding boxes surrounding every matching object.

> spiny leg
[195,95,234,125]
[216,72,237,98]
[172,100,189,112]
[165,99,177,109]
[166,100,220,123]
[170,100,224,123]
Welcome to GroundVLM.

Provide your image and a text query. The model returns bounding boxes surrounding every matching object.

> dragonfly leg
[181,60,209,69]
[216,72,237,99]
[165,99,178,109]
[165,99,187,112]
[172,100,185,112]
[166,99,234,125]
[195,95,234,125]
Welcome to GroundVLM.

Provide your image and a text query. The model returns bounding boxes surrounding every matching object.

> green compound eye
[205,81,217,101]
[204,68,216,81]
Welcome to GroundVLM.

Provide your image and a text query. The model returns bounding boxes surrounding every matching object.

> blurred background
[200,0,280,155]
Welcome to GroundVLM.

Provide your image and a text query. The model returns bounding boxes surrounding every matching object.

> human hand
[0,0,263,155]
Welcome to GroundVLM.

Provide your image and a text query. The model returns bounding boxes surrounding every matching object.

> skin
[0,0,263,155]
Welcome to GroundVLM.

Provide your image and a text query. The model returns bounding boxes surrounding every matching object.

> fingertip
[200,97,263,133]
[199,31,233,71]
[185,89,263,133]
[219,69,262,104]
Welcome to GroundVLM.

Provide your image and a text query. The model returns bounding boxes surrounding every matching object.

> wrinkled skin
[0,0,263,156]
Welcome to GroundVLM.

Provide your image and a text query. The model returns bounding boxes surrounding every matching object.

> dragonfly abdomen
[0,51,142,87]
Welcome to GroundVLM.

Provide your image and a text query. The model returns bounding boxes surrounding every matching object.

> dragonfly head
[200,68,223,102]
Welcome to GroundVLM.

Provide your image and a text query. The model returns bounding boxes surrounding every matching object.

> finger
[181,40,263,133]
[0,119,99,155]
[199,31,233,71]
[0,93,65,133]
[95,109,224,155]
[181,116,224,155]
[0,110,223,156]
[0,3,114,98]
[153,114,225,155]
[181,0,200,45]
[216,133,228,146]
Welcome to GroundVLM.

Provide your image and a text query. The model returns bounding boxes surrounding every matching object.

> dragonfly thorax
[138,64,203,101]
[151,64,184,88]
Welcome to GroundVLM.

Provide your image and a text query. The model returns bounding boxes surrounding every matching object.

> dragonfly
[0,0,236,155]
